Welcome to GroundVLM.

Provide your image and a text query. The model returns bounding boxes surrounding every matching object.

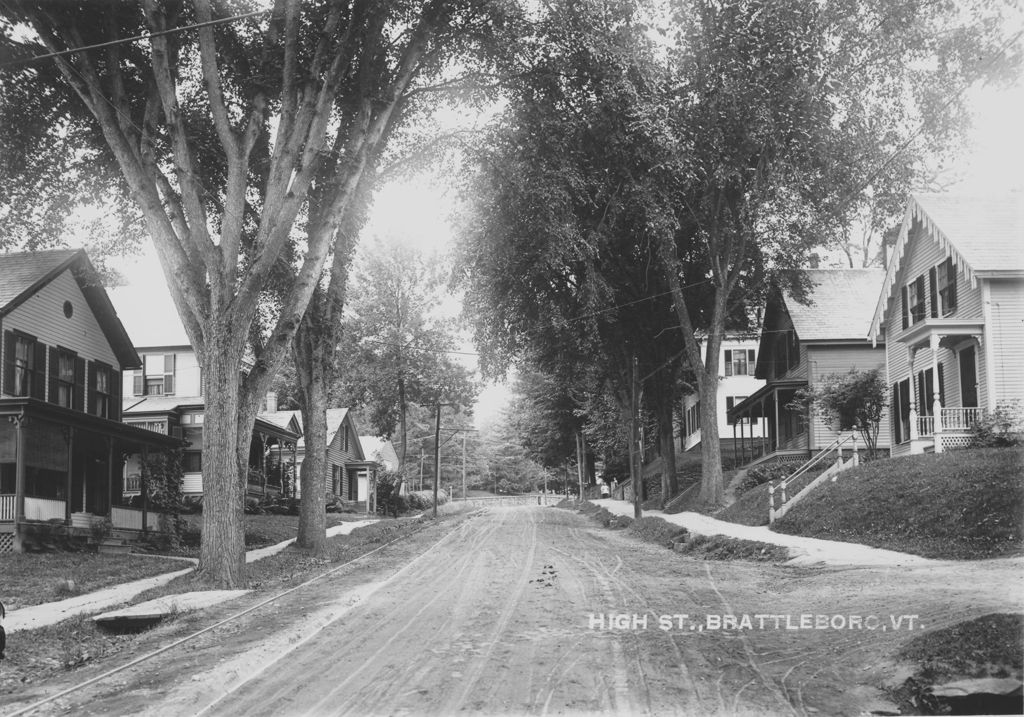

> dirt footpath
[6,505,1022,717]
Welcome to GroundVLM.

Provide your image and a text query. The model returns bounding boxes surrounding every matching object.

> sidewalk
[592,498,934,567]
[5,519,378,633]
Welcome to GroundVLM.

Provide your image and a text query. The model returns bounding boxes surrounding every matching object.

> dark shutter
[87,361,97,415]
[73,356,85,411]
[724,350,733,376]
[892,384,901,444]
[2,330,14,395]
[110,369,122,420]
[901,286,909,329]
[929,267,938,318]
[748,349,756,365]
[31,341,46,399]
[945,258,957,310]
[48,345,59,403]
[164,354,175,395]
[938,363,945,406]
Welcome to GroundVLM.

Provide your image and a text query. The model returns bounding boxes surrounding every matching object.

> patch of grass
[674,534,789,562]
[0,553,188,610]
[899,613,1024,683]
[173,512,363,555]
[773,448,1024,559]
[629,516,686,546]
[715,482,772,526]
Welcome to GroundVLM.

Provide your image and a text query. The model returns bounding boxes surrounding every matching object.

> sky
[105,81,1023,429]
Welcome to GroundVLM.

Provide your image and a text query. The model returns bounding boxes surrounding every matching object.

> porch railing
[25,497,66,521]
[111,506,163,531]
[940,407,983,432]
[0,494,13,521]
[916,414,935,437]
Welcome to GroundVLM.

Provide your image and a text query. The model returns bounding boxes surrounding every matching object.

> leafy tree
[1,0,508,586]
[337,236,479,500]
[796,369,887,455]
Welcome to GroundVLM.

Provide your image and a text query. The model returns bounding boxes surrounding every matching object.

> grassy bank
[773,448,1024,559]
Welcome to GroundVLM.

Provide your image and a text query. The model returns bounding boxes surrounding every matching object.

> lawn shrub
[675,534,789,561]
[629,516,686,546]
[739,461,800,494]
[406,490,449,511]
[970,401,1024,448]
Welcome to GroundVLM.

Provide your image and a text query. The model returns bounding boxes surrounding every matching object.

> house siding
[807,344,890,450]
[326,417,361,499]
[988,279,1024,404]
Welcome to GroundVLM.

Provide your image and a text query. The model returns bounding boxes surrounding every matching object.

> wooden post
[13,413,26,552]
[931,335,944,453]
[106,436,115,520]
[65,426,73,524]
[631,355,642,519]
[140,446,149,535]
[461,433,467,501]
[433,403,441,518]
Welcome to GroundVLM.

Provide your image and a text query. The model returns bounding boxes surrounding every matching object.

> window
[9,333,40,397]
[902,275,927,328]
[343,425,350,452]
[683,401,701,436]
[183,451,202,473]
[937,258,957,316]
[89,362,115,419]
[892,379,911,444]
[134,353,176,395]
[726,396,757,426]
[49,347,82,410]
[724,349,756,376]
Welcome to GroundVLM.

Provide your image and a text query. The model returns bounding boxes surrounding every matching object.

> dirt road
[9,505,1023,716]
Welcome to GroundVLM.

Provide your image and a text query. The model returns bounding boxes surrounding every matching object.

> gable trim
[870,195,977,344]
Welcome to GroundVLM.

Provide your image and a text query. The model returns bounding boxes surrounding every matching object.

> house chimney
[266,391,278,413]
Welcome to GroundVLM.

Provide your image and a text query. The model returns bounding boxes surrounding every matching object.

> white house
[679,336,767,459]
[869,193,1024,455]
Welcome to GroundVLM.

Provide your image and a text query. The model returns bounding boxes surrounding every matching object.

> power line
[0,7,271,69]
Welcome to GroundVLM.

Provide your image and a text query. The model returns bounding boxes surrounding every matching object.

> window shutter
[164,354,175,395]
[929,267,938,318]
[748,349,756,365]
[901,286,909,329]
[946,258,957,310]
[891,384,901,444]
[724,350,733,376]
[87,361,97,415]
[2,330,14,395]
[111,369,122,421]
[73,356,85,411]
[937,363,945,406]
[48,346,59,403]
[31,341,46,400]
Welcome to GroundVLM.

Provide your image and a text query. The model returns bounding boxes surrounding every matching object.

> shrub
[738,461,800,494]
[406,489,448,511]
[971,401,1024,448]
[675,534,789,561]
[629,516,686,546]
[243,496,264,515]
[375,470,408,516]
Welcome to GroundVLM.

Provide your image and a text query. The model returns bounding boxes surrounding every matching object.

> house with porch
[868,193,1024,455]
[679,335,766,463]
[728,269,890,463]
[121,347,300,498]
[1,249,181,552]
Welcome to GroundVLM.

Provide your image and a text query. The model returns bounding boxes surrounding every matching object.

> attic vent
[63,301,73,318]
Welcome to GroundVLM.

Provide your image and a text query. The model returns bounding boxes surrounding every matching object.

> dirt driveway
[6,505,1023,716]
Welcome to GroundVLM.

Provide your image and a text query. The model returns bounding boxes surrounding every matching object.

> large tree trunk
[199,336,247,588]
[657,399,679,509]
[293,313,331,555]
[696,370,724,505]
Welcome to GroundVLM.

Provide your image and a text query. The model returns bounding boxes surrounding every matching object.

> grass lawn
[772,447,1024,559]
[0,553,188,611]
[177,512,372,553]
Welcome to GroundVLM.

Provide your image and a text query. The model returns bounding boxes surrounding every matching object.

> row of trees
[1,0,1018,585]
[457,0,1020,511]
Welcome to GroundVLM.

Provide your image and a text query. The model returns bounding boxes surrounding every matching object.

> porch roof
[727,379,805,420]
[0,397,183,451]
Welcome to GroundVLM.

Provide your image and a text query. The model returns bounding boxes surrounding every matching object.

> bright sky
[106,81,1022,428]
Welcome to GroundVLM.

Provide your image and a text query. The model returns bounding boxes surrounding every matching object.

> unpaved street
[9,505,1024,716]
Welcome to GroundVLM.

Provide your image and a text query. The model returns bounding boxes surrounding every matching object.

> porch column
[65,426,73,524]
[773,389,780,451]
[12,413,26,552]
[931,334,944,453]
[291,443,297,498]
[258,434,267,496]
[140,446,148,534]
[106,437,115,517]
[760,397,767,456]
[907,347,919,442]
[739,413,746,465]
[731,422,737,464]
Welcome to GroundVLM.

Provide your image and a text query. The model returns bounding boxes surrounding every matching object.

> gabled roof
[783,269,884,341]
[259,409,303,435]
[0,249,140,368]
[870,193,1024,341]
[360,435,399,468]
[326,407,364,460]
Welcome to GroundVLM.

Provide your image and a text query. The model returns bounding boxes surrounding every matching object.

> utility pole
[575,431,585,500]
[631,354,642,519]
[433,403,441,518]
[419,448,424,491]
[462,432,467,501]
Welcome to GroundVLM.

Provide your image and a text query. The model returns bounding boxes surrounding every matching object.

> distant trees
[336,236,478,497]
